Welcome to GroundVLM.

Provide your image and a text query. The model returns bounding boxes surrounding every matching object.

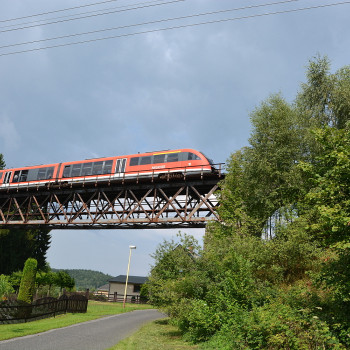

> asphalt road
[0,309,166,350]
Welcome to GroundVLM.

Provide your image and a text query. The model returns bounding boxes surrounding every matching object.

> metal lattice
[0,174,222,229]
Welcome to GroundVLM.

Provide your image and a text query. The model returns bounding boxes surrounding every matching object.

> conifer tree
[18,258,37,304]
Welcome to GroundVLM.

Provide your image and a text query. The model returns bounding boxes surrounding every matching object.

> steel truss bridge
[0,171,223,230]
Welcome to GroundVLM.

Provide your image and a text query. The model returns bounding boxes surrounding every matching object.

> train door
[3,171,12,185]
[115,158,126,177]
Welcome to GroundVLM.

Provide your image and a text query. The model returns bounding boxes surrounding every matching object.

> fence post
[85,288,89,299]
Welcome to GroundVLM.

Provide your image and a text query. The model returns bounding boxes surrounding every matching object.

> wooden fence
[0,294,88,324]
[107,293,148,304]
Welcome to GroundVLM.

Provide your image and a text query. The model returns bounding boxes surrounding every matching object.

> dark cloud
[1,0,349,274]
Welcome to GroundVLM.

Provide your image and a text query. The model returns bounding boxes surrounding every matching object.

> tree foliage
[297,55,350,130]
[0,274,14,299]
[0,154,51,275]
[55,270,75,291]
[0,153,5,170]
[299,125,350,245]
[147,56,350,348]
[0,228,51,275]
[17,258,37,304]
[51,269,112,290]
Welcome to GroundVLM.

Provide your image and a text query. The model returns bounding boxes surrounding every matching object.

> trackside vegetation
[146,56,350,349]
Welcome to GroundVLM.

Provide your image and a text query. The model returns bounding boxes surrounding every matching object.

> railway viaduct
[0,170,223,230]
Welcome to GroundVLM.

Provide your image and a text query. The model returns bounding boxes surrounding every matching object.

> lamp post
[123,245,136,308]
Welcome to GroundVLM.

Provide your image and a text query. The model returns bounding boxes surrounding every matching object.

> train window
[140,156,152,165]
[46,167,54,179]
[20,170,28,182]
[13,171,20,183]
[104,160,113,174]
[82,162,92,176]
[116,159,126,173]
[188,152,200,161]
[4,172,12,184]
[201,152,214,165]
[167,153,179,163]
[72,164,82,177]
[92,161,103,175]
[38,168,47,180]
[130,157,139,166]
[63,165,71,178]
[0,172,2,180]
[35,167,54,180]
[153,154,165,164]
[27,169,39,182]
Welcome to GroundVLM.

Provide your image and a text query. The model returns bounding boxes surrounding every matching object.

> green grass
[108,318,199,350]
[0,301,152,341]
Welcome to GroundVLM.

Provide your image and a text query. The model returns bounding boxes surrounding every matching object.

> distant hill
[52,269,113,290]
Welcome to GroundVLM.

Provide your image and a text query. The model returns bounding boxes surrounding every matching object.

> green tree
[218,94,304,238]
[0,154,51,275]
[18,258,37,304]
[147,232,203,308]
[297,54,350,130]
[0,228,51,275]
[56,270,75,292]
[0,153,5,170]
[157,56,350,347]
[51,269,112,290]
[9,270,22,293]
[37,270,58,296]
[299,126,350,245]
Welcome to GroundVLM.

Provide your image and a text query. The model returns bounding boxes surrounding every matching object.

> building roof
[97,283,109,291]
[109,275,148,284]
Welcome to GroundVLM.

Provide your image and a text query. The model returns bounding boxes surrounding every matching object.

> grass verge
[0,301,152,341]
[108,318,199,350]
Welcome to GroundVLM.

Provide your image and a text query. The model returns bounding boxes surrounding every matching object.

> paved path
[0,309,166,350]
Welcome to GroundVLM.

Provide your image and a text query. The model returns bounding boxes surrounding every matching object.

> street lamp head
[129,245,136,249]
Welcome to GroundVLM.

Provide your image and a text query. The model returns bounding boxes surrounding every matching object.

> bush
[0,274,14,300]
[18,258,37,304]
[89,294,108,302]
[202,302,343,350]
[174,299,220,343]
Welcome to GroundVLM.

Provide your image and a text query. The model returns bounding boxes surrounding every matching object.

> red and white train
[0,148,215,189]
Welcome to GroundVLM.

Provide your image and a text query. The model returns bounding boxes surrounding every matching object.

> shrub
[18,258,37,304]
[0,274,14,300]
[174,299,220,343]
[202,302,343,350]
[89,293,108,302]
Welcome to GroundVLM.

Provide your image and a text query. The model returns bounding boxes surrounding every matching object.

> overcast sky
[0,0,349,278]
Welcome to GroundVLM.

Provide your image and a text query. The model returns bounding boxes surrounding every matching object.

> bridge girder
[0,175,222,230]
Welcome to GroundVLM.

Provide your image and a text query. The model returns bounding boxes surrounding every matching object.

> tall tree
[0,228,51,275]
[0,151,51,274]
[299,125,350,246]
[218,95,304,237]
[218,55,350,239]
[297,55,350,130]
[0,153,5,170]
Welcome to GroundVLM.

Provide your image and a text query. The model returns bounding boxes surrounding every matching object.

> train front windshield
[201,152,214,166]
